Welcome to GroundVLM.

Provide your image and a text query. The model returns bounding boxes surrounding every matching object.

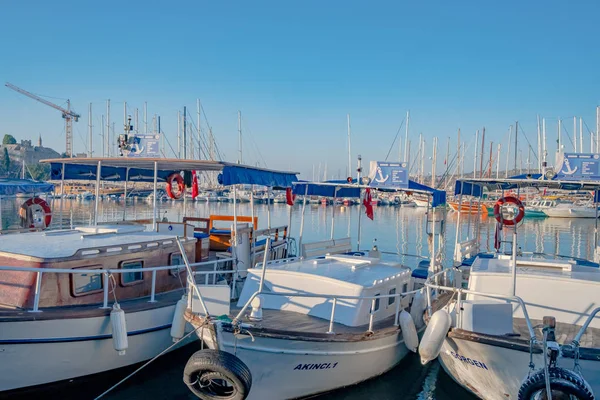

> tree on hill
[2,134,16,145]
[2,147,10,176]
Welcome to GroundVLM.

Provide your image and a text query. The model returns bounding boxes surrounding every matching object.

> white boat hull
[544,207,599,218]
[199,325,413,400]
[0,303,189,392]
[438,335,600,400]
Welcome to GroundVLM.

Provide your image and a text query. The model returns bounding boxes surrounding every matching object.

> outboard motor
[518,316,594,400]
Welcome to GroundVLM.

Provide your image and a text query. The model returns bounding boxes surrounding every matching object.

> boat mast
[537,115,541,171]
[183,106,187,159]
[144,101,148,134]
[431,137,437,187]
[135,108,139,134]
[496,143,501,179]
[347,114,351,178]
[479,127,485,178]
[106,99,111,157]
[177,111,181,159]
[574,117,577,152]
[197,99,201,160]
[457,128,461,178]
[580,117,583,153]
[404,110,410,161]
[473,130,478,178]
[238,110,242,164]
[597,106,600,153]
[558,118,562,156]
[505,126,512,178]
[88,103,93,158]
[542,118,547,165]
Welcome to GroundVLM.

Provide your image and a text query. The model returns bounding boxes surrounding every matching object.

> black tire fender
[518,367,594,400]
[183,349,252,400]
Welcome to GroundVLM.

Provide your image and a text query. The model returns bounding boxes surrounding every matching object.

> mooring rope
[94,320,208,400]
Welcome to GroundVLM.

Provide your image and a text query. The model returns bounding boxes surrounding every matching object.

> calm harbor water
[5,197,598,399]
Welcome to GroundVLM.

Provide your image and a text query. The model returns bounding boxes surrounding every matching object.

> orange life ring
[20,197,52,229]
[493,196,525,226]
[166,173,185,199]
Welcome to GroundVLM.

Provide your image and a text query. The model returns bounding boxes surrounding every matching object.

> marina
[2,2,600,399]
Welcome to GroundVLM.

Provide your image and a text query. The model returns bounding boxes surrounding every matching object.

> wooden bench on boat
[301,237,352,258]
[208,215,257,251]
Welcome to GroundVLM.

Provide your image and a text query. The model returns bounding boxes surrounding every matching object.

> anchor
[561,158,578,175]
[375,167,389,183]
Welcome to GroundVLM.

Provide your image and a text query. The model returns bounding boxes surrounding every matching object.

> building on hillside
[0,135,61,165]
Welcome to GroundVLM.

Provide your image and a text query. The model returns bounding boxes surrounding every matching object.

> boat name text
[450,351,488,370]
[294,362,338,371]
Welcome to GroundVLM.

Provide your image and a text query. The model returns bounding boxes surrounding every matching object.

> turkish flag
[363,188,374,220]
[285,188,295,206]
[191,170,199,199]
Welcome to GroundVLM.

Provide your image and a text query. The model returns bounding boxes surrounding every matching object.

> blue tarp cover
[292,179,446,207]
[0,178,54,195]
[220,165,297,188]
[292,181,361,198]
[455,174,600,197]
[51,163,174,183]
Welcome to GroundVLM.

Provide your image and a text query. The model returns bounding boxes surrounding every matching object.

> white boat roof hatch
[0,225,184,259]
[263,254,410,287]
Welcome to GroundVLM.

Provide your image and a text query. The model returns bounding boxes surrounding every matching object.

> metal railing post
[327,298,337,334]
[30,271,43,313]
[149,270,157,303]
[101,272,110,309]
[393,295,401,326]
[368,298,375,332]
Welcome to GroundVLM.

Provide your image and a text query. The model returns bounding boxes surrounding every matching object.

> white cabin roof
[471,256,600,284]
[264,254,410,287]
[0,225,183,259]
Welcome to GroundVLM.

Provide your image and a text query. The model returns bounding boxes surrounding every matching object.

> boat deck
[0,289,184,322]
[513,317,600,348]
[231,305,399,336]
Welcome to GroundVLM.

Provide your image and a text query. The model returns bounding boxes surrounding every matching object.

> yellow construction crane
[5,82,80,157]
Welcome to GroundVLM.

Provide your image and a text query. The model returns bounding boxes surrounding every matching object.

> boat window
[120,260,144,285]
[402,283,408,293]
[70,266,103,296]
[370,294,380,313]
[170,253,184,276]
[388,288,396,305]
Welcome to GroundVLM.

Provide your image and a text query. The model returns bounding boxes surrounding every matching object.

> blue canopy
[219,165,298,188]
[0,178,54,196]
[292,180,362,198]
[45,158,298,188]
[455,173,600,197]
[292,179,446,207]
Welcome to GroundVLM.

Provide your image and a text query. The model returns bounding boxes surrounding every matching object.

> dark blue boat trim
[0,323,171,344]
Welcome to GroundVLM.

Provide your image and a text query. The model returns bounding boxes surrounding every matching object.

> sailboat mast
[88,103,93,158]
[537,115,541,171]
[473,130,479,178]
[197,99,201,160]
[480,127,486,178]
[496,143,501,179]
[505,126,512,178]
[238,110,242,164]
[431,137,437,187]
[404,110,410,161]
[347,114,351,178]
[514,121,519,172]
[574,117,578,152]
[183,106,187,159]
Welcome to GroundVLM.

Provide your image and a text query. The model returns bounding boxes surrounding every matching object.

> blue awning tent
[0,178,54,196]
[292,179,446,207]
[455,174,600,199]
[219,165,298,188]
[292,180,362,198]
[43,158,298,188]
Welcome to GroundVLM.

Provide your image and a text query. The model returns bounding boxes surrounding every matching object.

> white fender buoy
[419,309,451,365]
[110,303,128,355]
[410,290,426,329]
[399,310,419,352]
[170,295,188,343]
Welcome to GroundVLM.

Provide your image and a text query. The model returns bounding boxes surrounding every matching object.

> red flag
[191,170,199,199]
[363,188,374,220]
[285,187,296,206]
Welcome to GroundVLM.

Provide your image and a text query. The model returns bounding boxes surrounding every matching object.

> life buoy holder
[166,173,185,200]
[494,196,525,226]
[20,197,52,229]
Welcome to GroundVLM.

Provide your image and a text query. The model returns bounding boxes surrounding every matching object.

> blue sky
[0,0,598,178]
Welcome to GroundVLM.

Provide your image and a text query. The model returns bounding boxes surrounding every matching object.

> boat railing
[0,257,235,313]
[233,287,421,334]
[571,306,600,348]
[423,267,537,342]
